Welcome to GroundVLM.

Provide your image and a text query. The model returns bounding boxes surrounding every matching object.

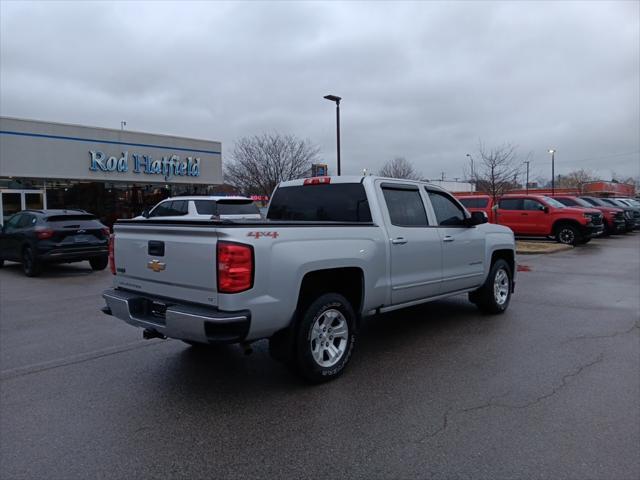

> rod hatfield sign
[89,150,200,181]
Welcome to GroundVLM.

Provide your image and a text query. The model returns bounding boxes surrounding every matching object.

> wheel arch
[296,267,365,319]
[552,218,583,234]
[490,248,515,287]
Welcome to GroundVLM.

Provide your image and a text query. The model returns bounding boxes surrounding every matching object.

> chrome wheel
[310,308,349,368]
[493,268,509,306]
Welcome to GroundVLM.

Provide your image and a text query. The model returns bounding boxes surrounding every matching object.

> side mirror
[468,211,488,226]
[141,208,150,218]
[543,206,549,213]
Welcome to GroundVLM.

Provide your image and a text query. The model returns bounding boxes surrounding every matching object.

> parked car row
[456,193,640,245]
[0,196,265,276]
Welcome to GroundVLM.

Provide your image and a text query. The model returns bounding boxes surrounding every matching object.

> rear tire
[292,293,357,383]
[471,259,512,314]
[89,256,109,271]
[555,223,581,246]
[22,246,42,277]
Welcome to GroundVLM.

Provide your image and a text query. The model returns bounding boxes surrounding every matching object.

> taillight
[303,177,331,185]
[35,227,54,240]
[217,241,254,293]
[108,235,116,275]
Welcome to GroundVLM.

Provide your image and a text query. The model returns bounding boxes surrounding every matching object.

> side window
[427,190,466,226]
[17,214,35,228]
[150,201,174,217]
[523,199,545,211]
[171,200,188,216]
[556,198,576,207]
[381,186,429,227]
[4,214,23,230]
[498,198,522,210]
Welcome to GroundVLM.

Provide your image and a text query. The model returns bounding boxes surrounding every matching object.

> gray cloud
[1,0,638,182]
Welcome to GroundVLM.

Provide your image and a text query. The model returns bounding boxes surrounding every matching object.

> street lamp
[466,153,474,180]
[324,94,342,175]
[548,149,556,195]
[524,160,531,194]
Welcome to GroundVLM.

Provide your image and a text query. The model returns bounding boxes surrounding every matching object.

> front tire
[89,256,109,271]
[293,293,357,383]
[555,224,581,245]
[470,259,512,314]
[22,246,42,277]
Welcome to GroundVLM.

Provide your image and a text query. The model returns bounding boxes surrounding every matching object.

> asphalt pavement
[1,234,639,479]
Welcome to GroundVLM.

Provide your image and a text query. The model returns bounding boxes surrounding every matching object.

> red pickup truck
[457,194,604,245]
[550,195,626,235]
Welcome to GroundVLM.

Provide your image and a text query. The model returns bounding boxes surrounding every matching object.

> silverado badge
[147,259,166,272]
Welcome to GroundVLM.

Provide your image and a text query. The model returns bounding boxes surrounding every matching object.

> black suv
[0,209,110,276]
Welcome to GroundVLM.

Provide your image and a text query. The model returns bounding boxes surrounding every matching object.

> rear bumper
[38,245,108,262]
[102,288,250,344]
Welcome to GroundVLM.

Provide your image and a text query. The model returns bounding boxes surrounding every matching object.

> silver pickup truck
[102,176,516,382]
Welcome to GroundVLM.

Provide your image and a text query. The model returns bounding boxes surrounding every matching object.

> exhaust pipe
[143,328,166,340]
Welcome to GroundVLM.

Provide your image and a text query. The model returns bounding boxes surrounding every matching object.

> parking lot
[1,234,639,479]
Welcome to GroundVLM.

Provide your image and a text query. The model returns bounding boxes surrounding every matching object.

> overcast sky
[1,0,638,182]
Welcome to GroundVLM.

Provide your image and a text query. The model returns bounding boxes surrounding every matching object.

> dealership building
[0,117,223,225]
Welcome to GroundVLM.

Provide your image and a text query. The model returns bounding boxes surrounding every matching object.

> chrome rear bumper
[102,288,250,343]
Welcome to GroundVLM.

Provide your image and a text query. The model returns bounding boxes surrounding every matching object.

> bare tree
[472,142,526,204]
[554,169,597,189]
[378,157,421,180]
[224,133,320,196]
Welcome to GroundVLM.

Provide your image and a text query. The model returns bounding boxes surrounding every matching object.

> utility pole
[549,149,556,195]
[524,160,530,194]
[323,95,342,175]
[466,153,474,180]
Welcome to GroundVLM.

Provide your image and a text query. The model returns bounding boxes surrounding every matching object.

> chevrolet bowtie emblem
[147,259,166,272]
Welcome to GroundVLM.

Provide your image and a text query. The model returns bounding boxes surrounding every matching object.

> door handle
[443,235,455,242]
[391,237,407,245]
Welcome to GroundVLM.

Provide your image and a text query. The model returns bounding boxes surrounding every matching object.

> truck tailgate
[113,223,219,306]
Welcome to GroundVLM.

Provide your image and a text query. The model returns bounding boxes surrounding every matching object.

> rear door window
[498,198,523,210]
[267,184,372,222]
[381,185,429,227]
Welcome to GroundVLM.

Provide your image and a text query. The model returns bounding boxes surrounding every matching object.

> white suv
[144,196,261,220]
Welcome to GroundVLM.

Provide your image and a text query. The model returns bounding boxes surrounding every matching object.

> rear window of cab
[267,183,372,222]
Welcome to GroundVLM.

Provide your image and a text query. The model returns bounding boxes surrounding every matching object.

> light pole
[548,149,556,195]
[323,95,342,175]
[466,153,474,180]
[524,160,530,194]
